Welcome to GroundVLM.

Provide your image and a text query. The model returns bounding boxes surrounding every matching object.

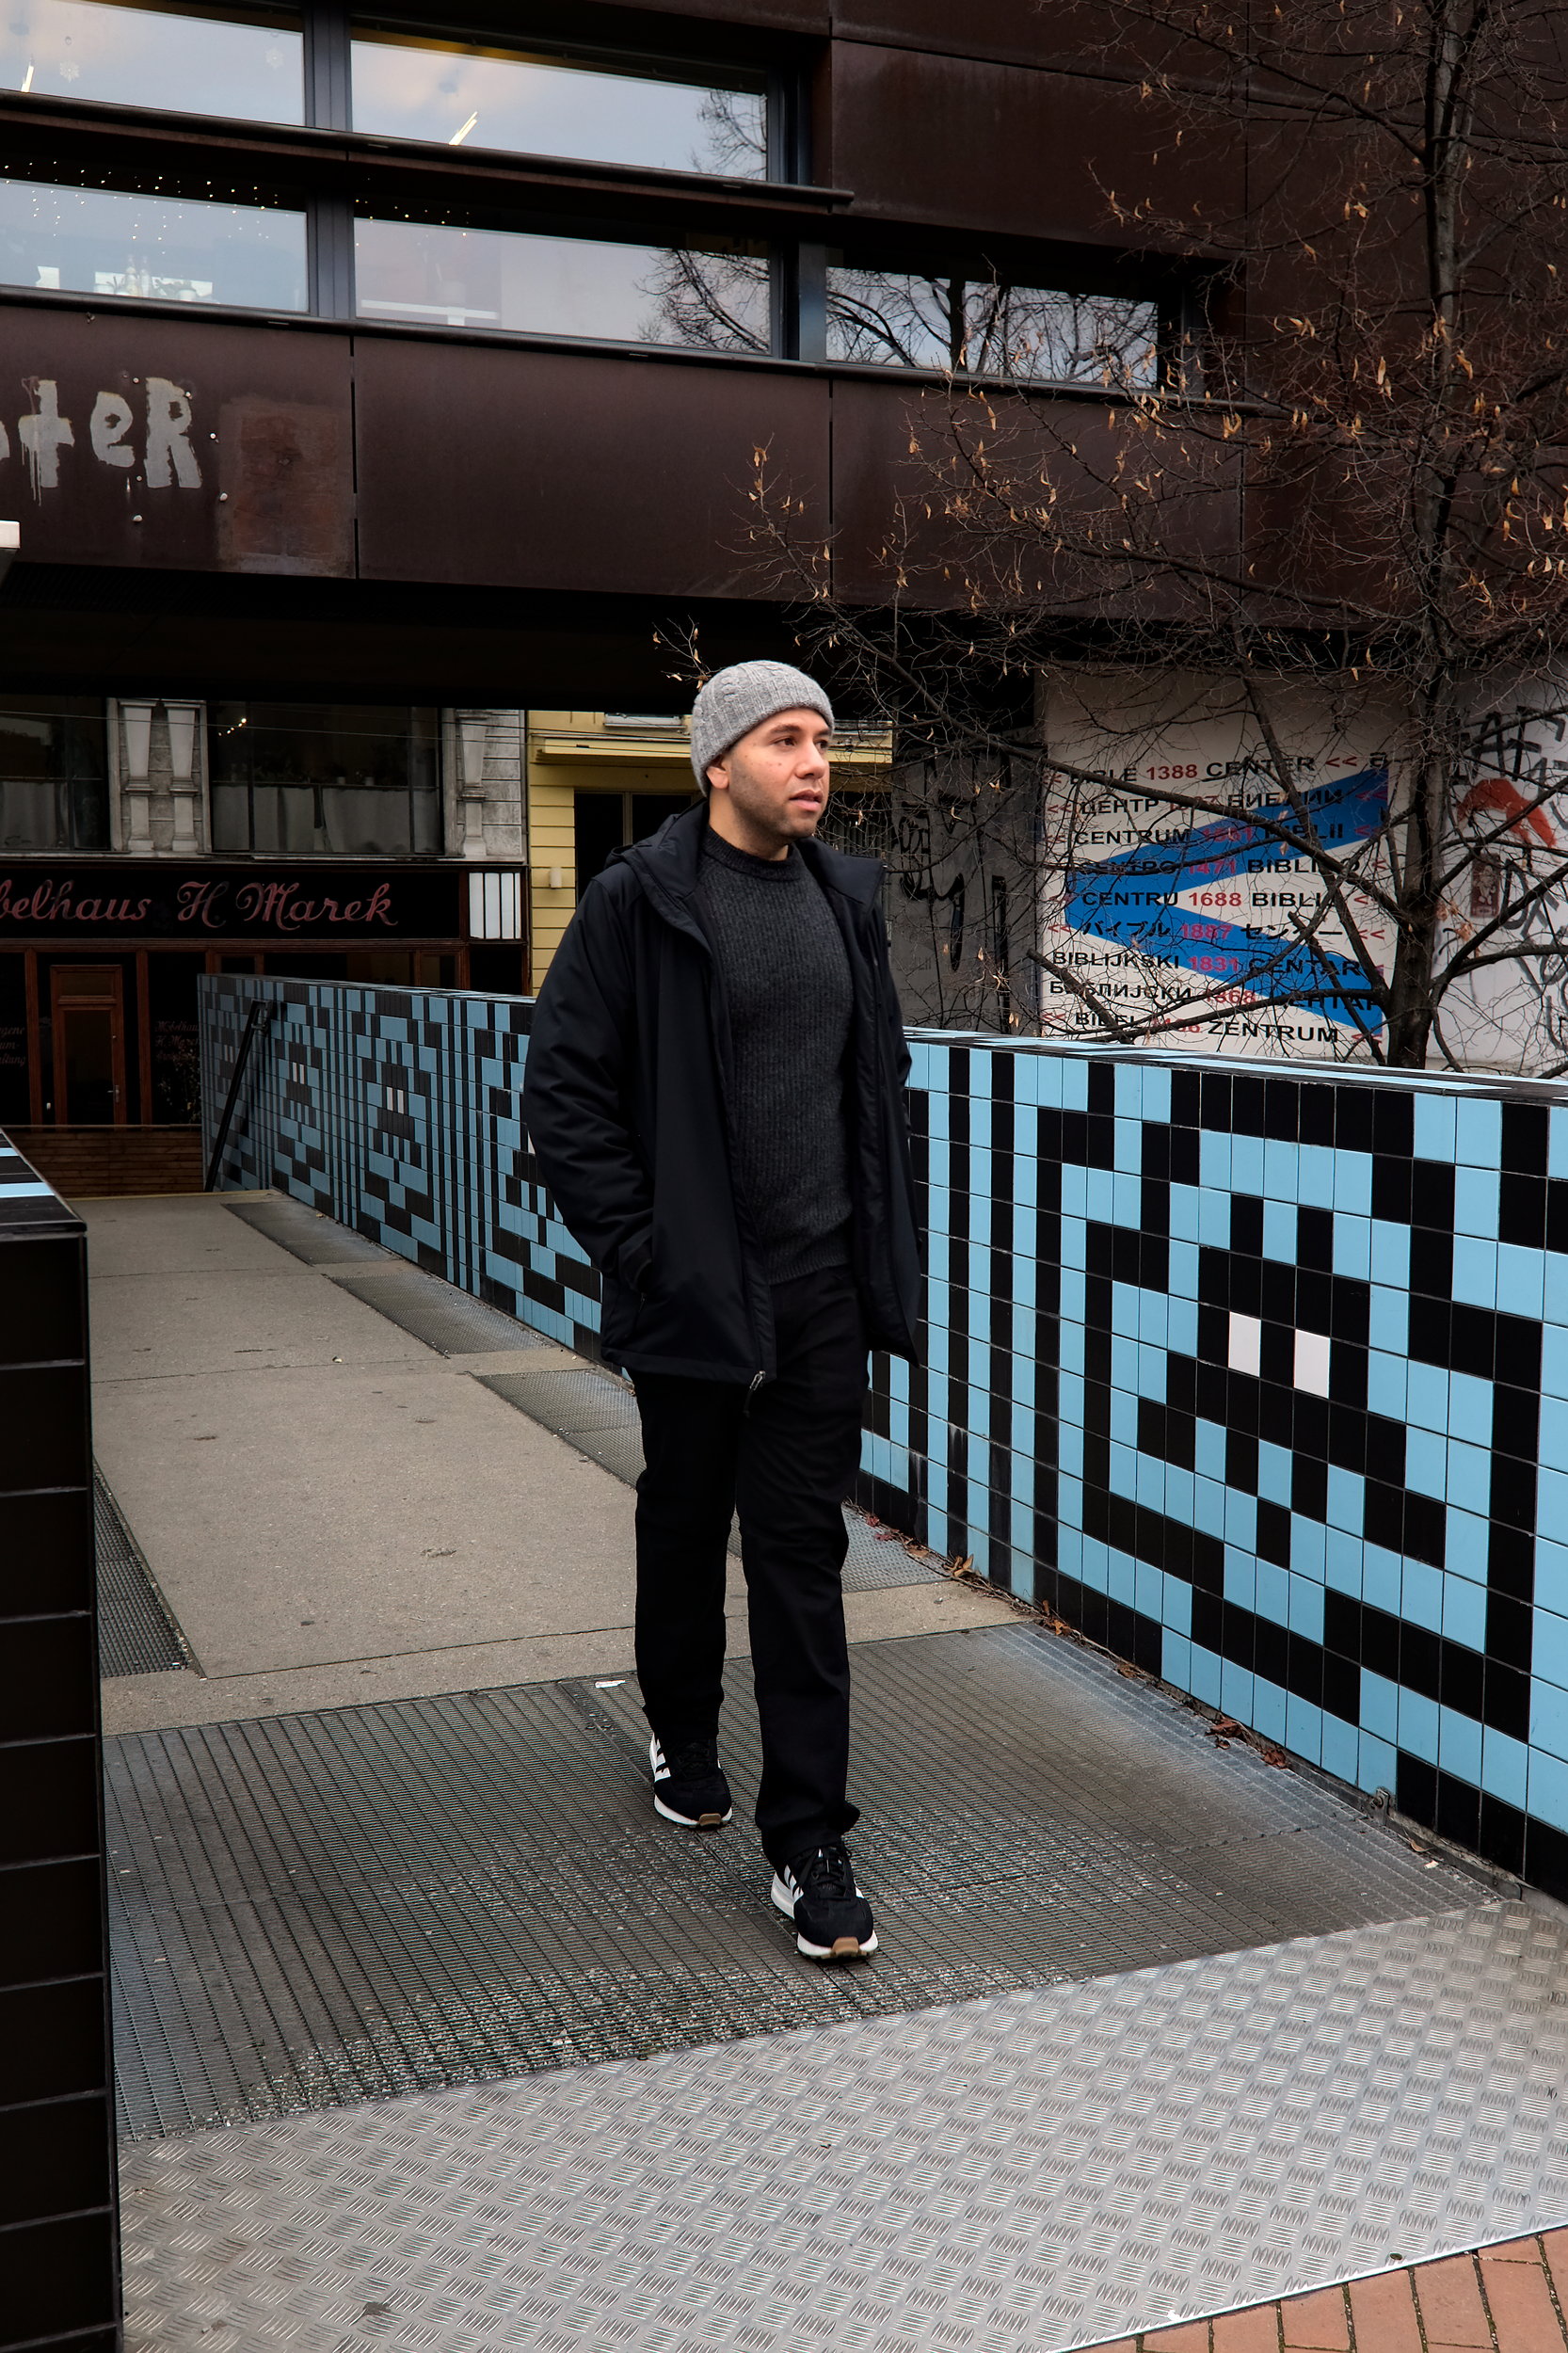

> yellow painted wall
[526,712,697,983]
[524,711,894,986]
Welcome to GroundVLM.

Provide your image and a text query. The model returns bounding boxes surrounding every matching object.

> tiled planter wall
[201,975,1568,1897]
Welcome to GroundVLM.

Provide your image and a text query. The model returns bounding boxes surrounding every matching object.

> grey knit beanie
[689,661,834,791]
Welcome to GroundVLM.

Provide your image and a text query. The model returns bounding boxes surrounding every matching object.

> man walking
[521,662,920,1961]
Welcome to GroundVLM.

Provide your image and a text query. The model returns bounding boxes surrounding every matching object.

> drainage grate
[224,1193,392,1267]
[96,1471,190,1679]
[327,1269,549,1357]
[106,1622,1487,2142]
[840,1512,945,1590]
[478,1364,634,1432]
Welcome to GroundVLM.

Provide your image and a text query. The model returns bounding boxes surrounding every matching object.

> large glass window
[147,952,202,1121]
[355,216,770,349]
[824,264,1160,387]
[0,953,27,1129]
[2,0,298,120]
[2,0,302,122]
[0,696,109,851]
[0,177,307,306]
[209,703,441,856]
[350,24,767,177]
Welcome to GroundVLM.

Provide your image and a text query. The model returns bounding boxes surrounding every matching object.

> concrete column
[109,699,208,856]
[442,708,524,863]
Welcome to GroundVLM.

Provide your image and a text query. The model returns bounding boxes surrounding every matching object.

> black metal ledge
[0,88,855,232]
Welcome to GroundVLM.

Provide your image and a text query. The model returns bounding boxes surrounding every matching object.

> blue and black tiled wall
[201,975,1568,1897]
[200,974,601,1355]
[896,1035,1568,1896]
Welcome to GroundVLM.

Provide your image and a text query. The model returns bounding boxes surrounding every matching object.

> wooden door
[51,966,127,1125]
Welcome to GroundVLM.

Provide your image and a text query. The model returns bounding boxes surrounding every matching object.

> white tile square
[1228,1312,1262,1376]
[1294,1328,1332,1397]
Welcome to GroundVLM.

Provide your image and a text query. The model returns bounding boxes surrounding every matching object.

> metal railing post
[205,1000,272,1193]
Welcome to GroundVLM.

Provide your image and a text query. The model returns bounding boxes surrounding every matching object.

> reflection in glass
[2,0,301,123]
[208,703,441,856]
[350,26,767,177]
[0,696,109,851]
[355,216,771,350]
[0,952,27,1129]
[825,265,1160,387]
[0,177,306,306]
[148,952,202,1122]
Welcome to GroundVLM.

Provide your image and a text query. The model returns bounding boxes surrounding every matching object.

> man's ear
[706,761,728,793]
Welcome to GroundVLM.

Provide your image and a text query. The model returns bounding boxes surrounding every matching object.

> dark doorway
[573,791,626,899]
[630,792,694,843]
[574,788,698,900]
[51,964,126,1123]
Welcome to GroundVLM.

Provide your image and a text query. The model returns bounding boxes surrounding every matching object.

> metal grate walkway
[109,1622,1487,2141]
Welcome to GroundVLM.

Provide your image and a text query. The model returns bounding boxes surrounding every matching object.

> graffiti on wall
[0,326,355,574]
[7,375,202,494]
[1441,696,1568,1074]
[1038,673,1398,1060]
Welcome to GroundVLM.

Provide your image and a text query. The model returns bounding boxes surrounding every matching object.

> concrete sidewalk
[88,1193,1012,1733]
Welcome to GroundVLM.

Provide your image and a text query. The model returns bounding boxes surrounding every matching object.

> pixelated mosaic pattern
[903,1036,1568,1898]
[200,976,1568,1896]
[200,975,600,1355]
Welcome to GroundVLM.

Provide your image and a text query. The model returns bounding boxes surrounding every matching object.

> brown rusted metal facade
[0,0,1208,1187]
[0,1,1207,696]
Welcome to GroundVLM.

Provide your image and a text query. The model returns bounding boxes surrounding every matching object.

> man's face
[707,708,831,844]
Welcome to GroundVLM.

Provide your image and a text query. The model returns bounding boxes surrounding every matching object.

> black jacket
[521,802,921,1383]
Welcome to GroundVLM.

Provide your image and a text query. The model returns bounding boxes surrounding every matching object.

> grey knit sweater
[697,827,854,1282]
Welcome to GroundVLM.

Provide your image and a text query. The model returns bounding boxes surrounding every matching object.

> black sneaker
[772,1839,878,1961]
[648,1734,732,1830]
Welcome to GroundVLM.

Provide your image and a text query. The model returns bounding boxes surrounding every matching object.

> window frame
[0,0,308,128]
[206,701,445,860]
[0,696,111,856]
[0,0,1194,391]
[349,201,780,356]
[806,233,1181,392]
[344,11,776,181]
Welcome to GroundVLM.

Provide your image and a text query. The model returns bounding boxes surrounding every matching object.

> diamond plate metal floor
[109,1623,1487,2141]
[120,1898,1568,2353]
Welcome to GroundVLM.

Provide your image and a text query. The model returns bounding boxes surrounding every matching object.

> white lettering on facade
[89,391,136,468]
[5,376,205,491]
[143,377,201,488]
[19,378,74,490]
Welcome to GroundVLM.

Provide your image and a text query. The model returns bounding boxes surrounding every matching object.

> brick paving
[1089,2233,1568,2351]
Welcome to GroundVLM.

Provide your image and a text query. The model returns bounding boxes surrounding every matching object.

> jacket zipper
[711,980,775,1393]
[638,858,776,1386]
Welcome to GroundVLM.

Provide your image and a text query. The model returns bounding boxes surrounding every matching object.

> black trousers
[632,1263,868,1867]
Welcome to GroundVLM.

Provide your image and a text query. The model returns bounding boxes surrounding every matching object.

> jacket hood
[614,799,883,920]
